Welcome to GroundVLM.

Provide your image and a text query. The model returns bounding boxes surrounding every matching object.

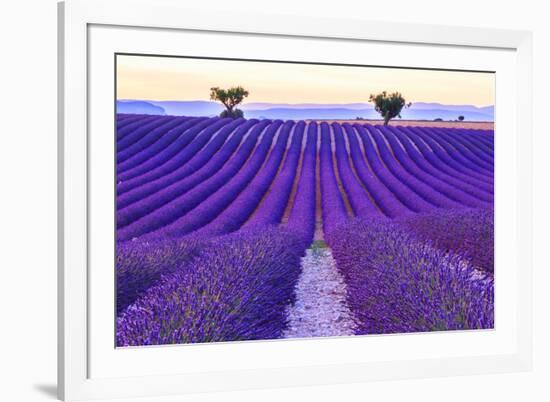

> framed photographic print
[58,0,533,400]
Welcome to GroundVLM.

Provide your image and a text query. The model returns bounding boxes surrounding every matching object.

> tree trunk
[383,115,391,126]
[221,101,232,116]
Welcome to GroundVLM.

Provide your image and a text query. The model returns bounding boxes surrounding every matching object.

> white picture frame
[58,0,533,400]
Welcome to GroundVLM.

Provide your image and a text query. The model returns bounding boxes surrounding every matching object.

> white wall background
[0,1,547,401]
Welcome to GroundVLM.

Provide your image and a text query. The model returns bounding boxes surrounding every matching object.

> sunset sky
[117,55,495,107]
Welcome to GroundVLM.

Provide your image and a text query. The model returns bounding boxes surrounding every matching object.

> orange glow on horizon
[117,55,495,107]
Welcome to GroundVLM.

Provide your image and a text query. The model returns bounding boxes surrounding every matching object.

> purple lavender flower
[327,218,494,334]
[116,236,208,314]
[397,208,494,274]
[116,226,304,346]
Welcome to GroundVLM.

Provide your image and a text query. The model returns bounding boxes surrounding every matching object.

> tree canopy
[210,86,249,118]
[369,91,411,125]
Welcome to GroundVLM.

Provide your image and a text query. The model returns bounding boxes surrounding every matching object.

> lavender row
[117,118,248,211]
[367,125,464,209]
[353,124,436,213]
[243,121,306,227]
[116,236,207,314]
[327,218,494,334]
[197,121,293,236]
[116,115,156,141]
[117,115,173,152]
[386,126,493,202]
[409,126,493,178]
[397,208,494,274]
[285,122,318,246]
[376,125,489,208]
[117,118,231,195]
[319,122,349,235]
[117,116,188,164]
[410,127,493,179]
[403,126,494,186]
[440,127,494,155]
[427,127,494,170]
[343,124,412,218]
[441,128,494,160]
[117,226,305,346]
[394,126,494,193]
[117,117,215,183]
[117,120,270,240]
[117,117,206,175]
[117,120,260,227]
[153,121,282,238]
[331,123,381,219]
[471,129,494,147]
[116,114,136,120]
[116,114,133,123]
[116,114,152,137]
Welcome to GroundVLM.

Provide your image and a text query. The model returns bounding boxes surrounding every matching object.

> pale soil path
[283,246,357,338]
[308,120,494,130]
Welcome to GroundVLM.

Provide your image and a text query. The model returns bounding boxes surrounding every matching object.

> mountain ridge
[117,100,494,121]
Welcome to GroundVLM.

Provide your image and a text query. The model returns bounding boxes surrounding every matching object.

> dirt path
[309,119,494,130]
[283,245,357,338]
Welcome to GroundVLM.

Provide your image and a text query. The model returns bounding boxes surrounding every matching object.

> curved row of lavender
[325,218,494,334]
[115,114,494,346]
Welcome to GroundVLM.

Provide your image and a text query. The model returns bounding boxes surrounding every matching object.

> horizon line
[117,98,495,108]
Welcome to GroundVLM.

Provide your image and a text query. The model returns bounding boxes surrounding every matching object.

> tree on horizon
[369,91,411,125]
[210,86,249,118]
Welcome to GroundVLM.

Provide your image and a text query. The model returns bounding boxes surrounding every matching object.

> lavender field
[115,114,494,347]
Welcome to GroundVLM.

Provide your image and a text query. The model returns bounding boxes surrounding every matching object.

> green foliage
[458,115,465,121]
[210,86,249,119]
[369,91,411,125]
[311,240,328,250]
[434,118,443,122]
[220,109,244,118]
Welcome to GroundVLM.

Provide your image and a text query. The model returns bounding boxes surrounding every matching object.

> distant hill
[148,101,223,116]
[241,102,371,111]
[116,100,165,115]
[408,102,493,112]
[244,107,492,121]
[245,108,377,120]
[117,99,494,121]
[399,108,493,122]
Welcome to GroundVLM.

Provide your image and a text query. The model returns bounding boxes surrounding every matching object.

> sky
[117,54,495,107]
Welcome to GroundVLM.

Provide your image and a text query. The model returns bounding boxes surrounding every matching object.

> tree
[210,86,249,118]
[369,91,411,125]
[458,115,465,121]
[221,108,244,119]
